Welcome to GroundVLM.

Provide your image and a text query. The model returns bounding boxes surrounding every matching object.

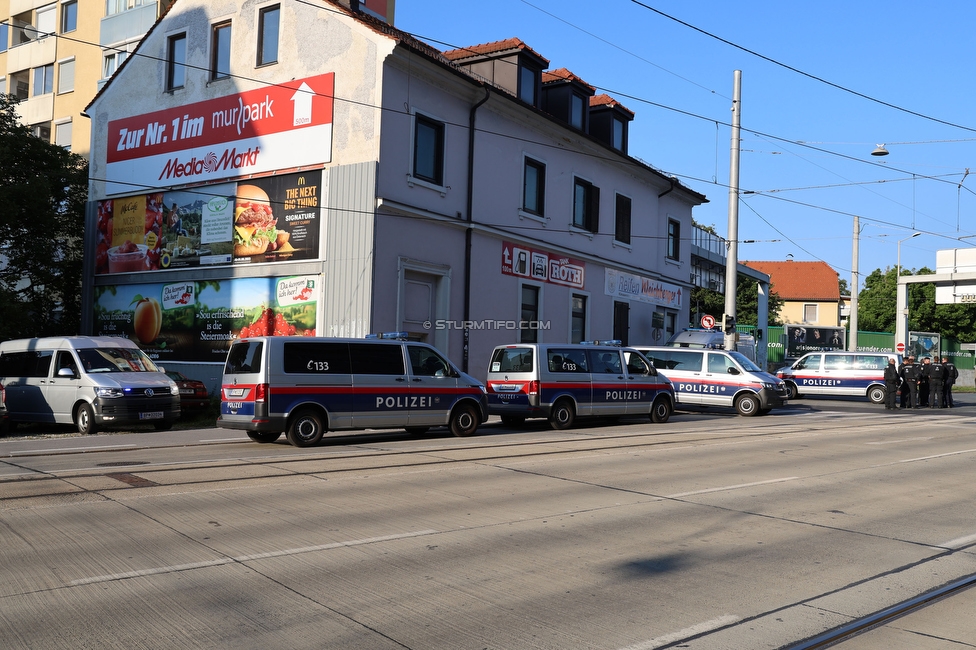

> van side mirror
[727,367,740,375]
[57,367,76,378]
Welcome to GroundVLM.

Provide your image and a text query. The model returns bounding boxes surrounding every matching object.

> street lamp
[896,232,921,281]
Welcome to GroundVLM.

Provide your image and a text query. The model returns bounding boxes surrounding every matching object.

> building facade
[83,0,706,385]
[1,0,171,155]
[743,260,841,327]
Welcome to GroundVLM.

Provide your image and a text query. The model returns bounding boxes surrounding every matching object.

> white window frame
[518,280,544,344]
[803,303,818,323]
[569,291,590,344]
[407,108,448,196]
[57,57,74,94]
[61,0,78,33]
[54,118,72,150]
[519,152,547,223]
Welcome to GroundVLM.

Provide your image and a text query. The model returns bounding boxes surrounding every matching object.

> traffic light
[723,314,736,334]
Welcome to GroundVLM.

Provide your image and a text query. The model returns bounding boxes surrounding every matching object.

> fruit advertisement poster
[94,170,322,274]
[93,275,319,362]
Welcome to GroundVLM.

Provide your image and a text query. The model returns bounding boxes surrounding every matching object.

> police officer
[924,356,947,408]
[883,357,900,410]
[918,357,931,406]
[899,355,920,408]
[942,356,958,407]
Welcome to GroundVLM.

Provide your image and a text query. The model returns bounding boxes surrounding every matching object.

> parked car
[165,371,211,413]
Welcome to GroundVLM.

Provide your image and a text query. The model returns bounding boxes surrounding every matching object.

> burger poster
[93,275,319,362]
[94,170,321,274]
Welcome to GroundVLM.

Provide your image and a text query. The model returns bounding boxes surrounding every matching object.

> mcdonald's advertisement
[94,170,321,274]
[93,275,319,362]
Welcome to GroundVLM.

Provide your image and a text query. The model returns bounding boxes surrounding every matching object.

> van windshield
[77,348,160,373]
[728,351,761,372]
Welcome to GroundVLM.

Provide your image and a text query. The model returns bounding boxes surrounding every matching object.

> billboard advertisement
[908,331,941,361]
[104,72,334,195]
[94,170,321,274]
[501,241,585,289]
[785,325,846,357]
[93,275,319,362]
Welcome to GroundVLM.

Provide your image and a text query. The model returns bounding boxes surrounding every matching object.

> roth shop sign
[501,241,585,289]
[104,73,335,195]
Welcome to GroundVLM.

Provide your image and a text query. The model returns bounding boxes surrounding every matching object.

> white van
[633,346,788,416]
[216,334,489,446]
[0,336,181,434]
[485,342,676,429]
[666,328,757,364]
[776,352,901,403]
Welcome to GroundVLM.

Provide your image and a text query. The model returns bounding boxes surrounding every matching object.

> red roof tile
[541,68,595,92]
[590,93,634,118]
[742,261,840,301]
[442,38,549,65]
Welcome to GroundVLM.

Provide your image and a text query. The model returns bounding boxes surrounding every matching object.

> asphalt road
[2,397,975,649]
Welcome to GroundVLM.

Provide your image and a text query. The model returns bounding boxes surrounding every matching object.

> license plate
[180,388,194,395]
[228,388,245,397]
[139,411,163,420]
[494,384,520,392]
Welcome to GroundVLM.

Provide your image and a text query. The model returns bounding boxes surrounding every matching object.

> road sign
[896,342,905,353]
[701,314,715,329]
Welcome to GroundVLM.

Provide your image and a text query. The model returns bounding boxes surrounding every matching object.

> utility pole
[849,216,859,351]
[724,70,741,351]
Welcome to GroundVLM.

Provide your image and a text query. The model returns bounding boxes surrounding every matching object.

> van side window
[624,352,651,375]
[707,353,735,374]
[283,342,350,374]
[854,355,884,370]
[587,350,622,374]
[348,343,405,375]
[824,354,853,370]
[408,345,450,377]
[0,350,53,377]
[226,340,263,373]
[549,349,588,373]
[668,350,704,371]
[491,347,533,372]
[55,351,78,376]
[794,354,820,370]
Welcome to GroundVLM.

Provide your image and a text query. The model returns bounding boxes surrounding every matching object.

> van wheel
[650,396,672,423]
[548,400,576,430]
[500,416,525,428]
[287,409,325,447]
[449,404,479,437]
[153,421,175,431]
[867,385,886,404]
[247,432,282,443]
[786,382,800,400]
[405,427,429,436]
[75,403,98,435]
[735,393,761,417]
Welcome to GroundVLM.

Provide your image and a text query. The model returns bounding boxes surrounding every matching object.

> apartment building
[83,0,706,380]
[0,0,170,155]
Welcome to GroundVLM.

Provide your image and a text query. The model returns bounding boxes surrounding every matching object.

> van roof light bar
[364,332,409,340]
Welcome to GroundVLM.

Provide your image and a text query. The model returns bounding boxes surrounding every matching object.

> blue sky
[396,0,976,290]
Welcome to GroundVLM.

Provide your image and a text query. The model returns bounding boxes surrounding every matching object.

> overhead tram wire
[627,0,976,133]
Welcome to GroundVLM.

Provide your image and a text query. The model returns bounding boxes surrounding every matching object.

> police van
[0,336,181,434]
[217,334,489,446]
[776,351,901,403]
[633,345,788,416]
[485,341,675,429]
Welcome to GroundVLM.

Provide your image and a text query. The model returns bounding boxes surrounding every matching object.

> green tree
[689,274,784,328]
[856,265,976,339]
[0,93,88,339]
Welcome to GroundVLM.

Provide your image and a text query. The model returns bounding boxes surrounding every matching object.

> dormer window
[612,117,624,151]
[570,94,586,130]
[519,65,538,106]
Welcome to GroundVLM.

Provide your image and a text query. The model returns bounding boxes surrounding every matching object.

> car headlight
[761,382,775,390]
[96,387,124,398]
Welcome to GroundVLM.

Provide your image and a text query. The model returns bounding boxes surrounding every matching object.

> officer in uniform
[899,356,920,408]
[883,357,900,410]
[924,357,947,408]
[918,358,931,406]
[942,356,958,407]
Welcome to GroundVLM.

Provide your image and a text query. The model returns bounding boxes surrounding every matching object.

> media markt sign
[104,73,335,195]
